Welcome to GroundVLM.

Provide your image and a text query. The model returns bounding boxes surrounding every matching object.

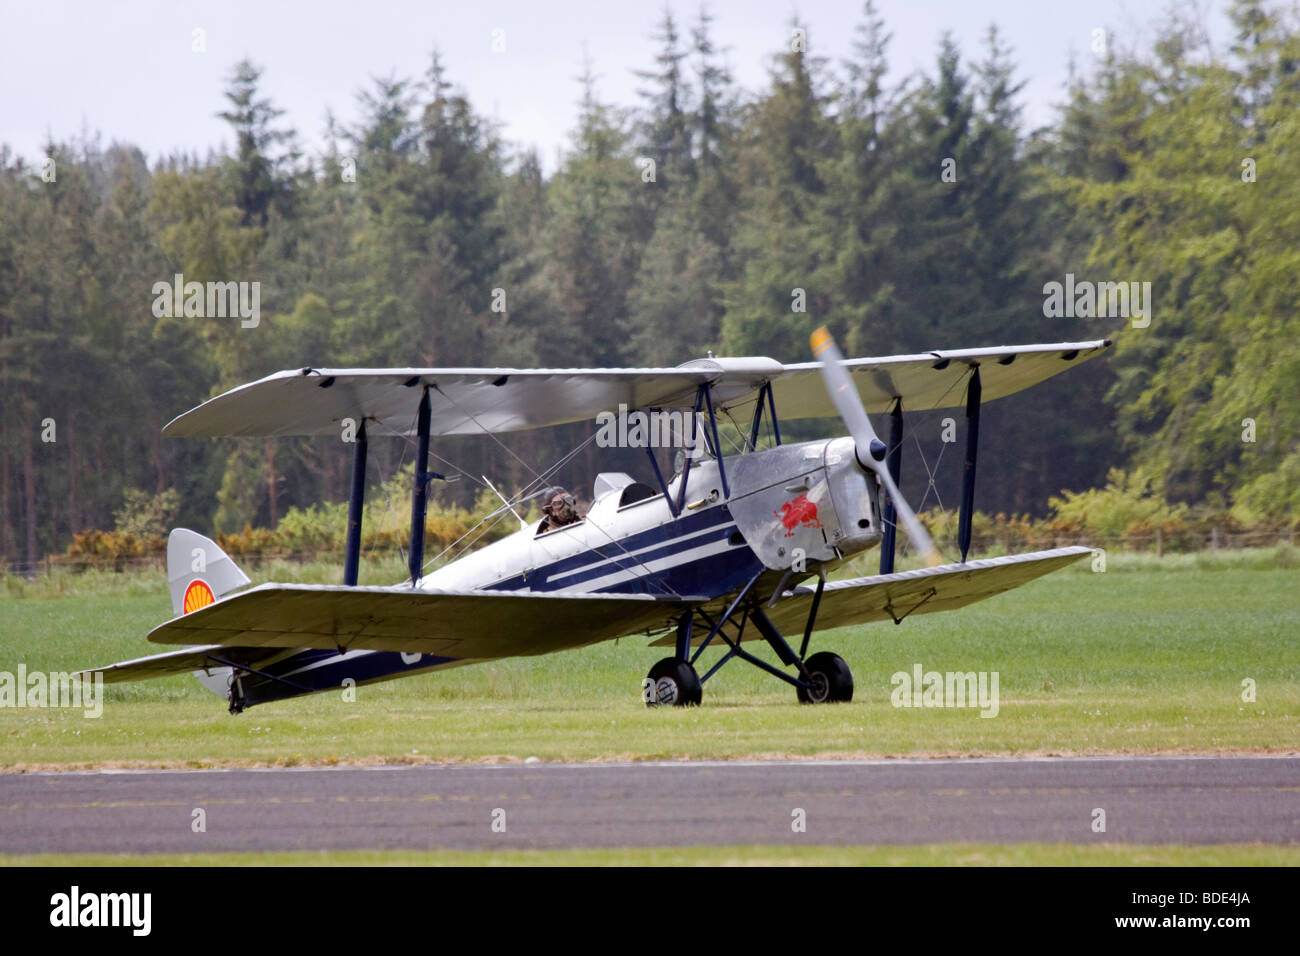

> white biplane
[81,329,1110,712]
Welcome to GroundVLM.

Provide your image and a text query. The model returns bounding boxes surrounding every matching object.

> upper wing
[161,341,1111,438]
[651,547,1092,646]
[143,584,701,658]
[765,342,1110,421]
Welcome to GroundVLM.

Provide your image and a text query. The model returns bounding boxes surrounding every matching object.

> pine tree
[217,60,298,229]
[541,57,650,368]
[635,9,693,188]
[721,20,836,362]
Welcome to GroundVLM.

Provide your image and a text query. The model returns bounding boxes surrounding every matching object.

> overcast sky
[3,0,1230,173]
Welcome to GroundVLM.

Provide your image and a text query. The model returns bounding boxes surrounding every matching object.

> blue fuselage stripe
[242,649,457,706]
[492,505,747,594]
[237,505,765,708]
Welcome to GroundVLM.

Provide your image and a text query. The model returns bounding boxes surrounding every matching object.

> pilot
[537,487,580,534]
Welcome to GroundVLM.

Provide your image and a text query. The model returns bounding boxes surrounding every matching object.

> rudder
[167,528,251,617]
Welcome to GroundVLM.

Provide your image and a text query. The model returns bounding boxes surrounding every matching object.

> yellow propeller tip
[924,550,945,568]
[810,326,833,355]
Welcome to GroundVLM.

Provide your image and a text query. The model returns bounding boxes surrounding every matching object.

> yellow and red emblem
[182,579,215,614]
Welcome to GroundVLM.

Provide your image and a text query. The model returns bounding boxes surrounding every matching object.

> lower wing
[132,585,698,659]
[651,547,1092,646]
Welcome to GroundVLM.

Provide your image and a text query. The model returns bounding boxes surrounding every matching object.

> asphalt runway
[1,756,1296,854]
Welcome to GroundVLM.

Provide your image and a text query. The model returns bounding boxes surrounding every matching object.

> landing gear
[654,570,856,706]
[796,651,853,704]
[645,657,702,707]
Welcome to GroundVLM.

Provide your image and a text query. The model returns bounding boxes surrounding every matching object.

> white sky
[2,0,1231,173]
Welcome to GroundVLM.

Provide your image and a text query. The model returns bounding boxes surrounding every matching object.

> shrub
[1046,468,1190,544]
[113,487,179,539]
[63,529,163,571]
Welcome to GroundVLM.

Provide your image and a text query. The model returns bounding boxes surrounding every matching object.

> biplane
[80,329,1110,712]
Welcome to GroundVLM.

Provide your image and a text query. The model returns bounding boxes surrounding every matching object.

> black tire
[645,658,703,707]
[797,651,854,704]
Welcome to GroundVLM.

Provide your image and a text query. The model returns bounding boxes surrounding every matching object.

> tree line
[1,0,1295,569]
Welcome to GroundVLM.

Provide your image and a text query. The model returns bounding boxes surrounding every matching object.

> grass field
[2,550,1297,769]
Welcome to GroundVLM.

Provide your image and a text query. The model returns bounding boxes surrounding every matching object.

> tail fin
[167,528,251,617]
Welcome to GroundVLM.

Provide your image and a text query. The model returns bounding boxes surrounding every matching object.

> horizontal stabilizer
[77,645,282,683]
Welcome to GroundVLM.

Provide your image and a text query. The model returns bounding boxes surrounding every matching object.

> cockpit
[591,472,659,509]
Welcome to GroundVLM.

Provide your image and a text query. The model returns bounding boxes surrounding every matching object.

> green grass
[3,844,1296,866]
[1,556,1297,768]
[6,543,1297,601]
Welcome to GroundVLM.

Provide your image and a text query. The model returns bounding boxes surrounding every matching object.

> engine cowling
[725,437,881,571]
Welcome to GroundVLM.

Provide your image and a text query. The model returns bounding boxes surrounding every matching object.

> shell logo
[183,579,216,614]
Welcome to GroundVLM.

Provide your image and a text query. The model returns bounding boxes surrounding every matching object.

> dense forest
[1,0,1296,569]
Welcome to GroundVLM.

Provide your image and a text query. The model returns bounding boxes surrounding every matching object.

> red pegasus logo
[776,494,821,536]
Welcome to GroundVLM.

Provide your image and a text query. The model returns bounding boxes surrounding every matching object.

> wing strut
[744,380,783,452]
[344,419,368,586]
[879,397,904,574]
[957,367,982,563]
[700,383,730,499]
[645,442,679,517]
[675,388,703,513]
[408,387,432,583]
[766,380,782,446]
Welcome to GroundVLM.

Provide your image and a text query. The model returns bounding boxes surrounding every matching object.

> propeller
[810,326,944,567]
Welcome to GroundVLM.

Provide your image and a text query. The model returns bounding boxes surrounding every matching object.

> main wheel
[796,651,853,704]
[645,658,702,707]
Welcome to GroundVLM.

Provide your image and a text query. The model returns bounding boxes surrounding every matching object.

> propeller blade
[810,328,887,462]
[810,327,943,567]
[875,465,943,568]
